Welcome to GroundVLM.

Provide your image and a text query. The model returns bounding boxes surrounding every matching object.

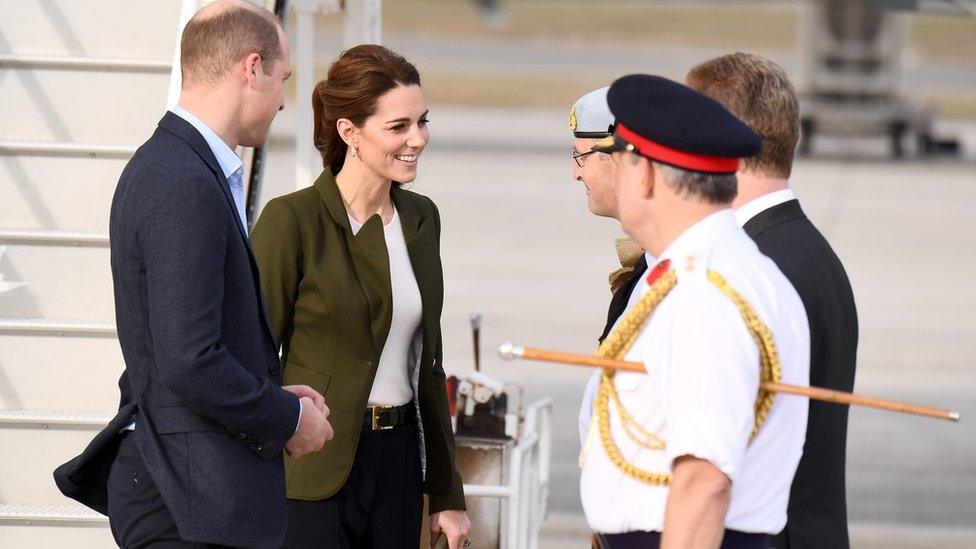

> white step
[0,504,106,525]
[0,505,112,549]
[0,319,116,336]
[0,410,113,429]
[0,523,113,549]
[0,69,170,144]
[0,230,110,246]
[0,53,170,72]
[0,140,137,158]
[2,1,180,59]
[0,428,114,503]
[0,154,123,231]
[0,245,114,319]
[0,330,124,412]
[0,333,124,410]
[0,525,113,549]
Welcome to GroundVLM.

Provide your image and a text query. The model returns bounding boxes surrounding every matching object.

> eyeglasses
[572,150,599,168]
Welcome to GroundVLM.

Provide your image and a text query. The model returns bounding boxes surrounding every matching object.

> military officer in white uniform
[580,74,810,549]
[567,87,657,446]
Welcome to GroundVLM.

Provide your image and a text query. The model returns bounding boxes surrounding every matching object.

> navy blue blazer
[745,200,858,549]
[55,112,300,549]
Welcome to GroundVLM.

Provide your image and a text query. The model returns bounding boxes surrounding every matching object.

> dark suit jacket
[55,112,300,549]
[599,255,648,343]
[744,200,858,549]
[250,169,465,513]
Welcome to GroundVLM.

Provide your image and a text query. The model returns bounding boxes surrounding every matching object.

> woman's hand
[429,509,471,548]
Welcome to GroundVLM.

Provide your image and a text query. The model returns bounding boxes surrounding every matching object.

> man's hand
[284,396,333,458]
[283,384,326,413]
[429,509,471,549]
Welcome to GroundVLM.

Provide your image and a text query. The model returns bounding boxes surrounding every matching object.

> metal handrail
[459,398,552,549]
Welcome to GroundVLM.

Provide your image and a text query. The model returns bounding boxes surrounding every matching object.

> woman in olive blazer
[251,45,469,548]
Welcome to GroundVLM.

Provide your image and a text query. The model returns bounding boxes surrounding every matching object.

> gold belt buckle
[371,405,395,431]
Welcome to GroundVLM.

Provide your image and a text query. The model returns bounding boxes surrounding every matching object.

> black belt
[362,403,414,431]
[594,529,770,549]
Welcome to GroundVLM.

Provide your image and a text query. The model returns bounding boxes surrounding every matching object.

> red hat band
[616,123,740,174]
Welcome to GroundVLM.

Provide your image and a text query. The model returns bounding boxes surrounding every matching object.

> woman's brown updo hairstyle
[312,44,421,173]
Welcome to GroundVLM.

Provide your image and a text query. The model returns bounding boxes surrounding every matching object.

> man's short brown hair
[686,52,799,179]
[180,1,283,87]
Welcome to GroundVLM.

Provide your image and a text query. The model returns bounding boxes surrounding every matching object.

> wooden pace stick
[497,342,961,423]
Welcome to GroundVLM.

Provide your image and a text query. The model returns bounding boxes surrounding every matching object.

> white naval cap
[569,86,614,139]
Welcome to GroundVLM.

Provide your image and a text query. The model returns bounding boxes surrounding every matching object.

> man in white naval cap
[569,87,653,449]
[582,74,810,549]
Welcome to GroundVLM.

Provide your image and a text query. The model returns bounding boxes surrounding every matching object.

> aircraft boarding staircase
[0,1,270,546]
[1,2,549,547]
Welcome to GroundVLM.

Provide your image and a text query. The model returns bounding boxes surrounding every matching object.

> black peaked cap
[605,74,761,158]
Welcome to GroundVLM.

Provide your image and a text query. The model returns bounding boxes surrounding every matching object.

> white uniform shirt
[349,207,422,406]
[580,209,810,535]
[578,189,797,446]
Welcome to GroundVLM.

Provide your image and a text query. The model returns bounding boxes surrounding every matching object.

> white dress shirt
[580,209,810,535]
[733,189,795,227]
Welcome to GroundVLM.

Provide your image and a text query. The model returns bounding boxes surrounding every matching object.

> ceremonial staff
[498,342,961,422]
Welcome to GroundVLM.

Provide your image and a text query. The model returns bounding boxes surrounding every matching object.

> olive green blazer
[250,169,465,512]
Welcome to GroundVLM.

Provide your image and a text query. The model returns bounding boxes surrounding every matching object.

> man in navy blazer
[54,2,332,547]
[687,53,859,549]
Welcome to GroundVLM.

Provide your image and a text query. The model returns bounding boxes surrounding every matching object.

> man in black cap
[579,74,811,549]
[687,53,858,549]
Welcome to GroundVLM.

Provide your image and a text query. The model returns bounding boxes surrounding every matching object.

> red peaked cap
[591,74,761,174]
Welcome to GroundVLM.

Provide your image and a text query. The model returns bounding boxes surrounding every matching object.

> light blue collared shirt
[170,105,248,234]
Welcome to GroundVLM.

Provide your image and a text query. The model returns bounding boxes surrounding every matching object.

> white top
[348,208,422,407]
[733,189,796,227]
[580,209,810,535]
[579,189,798,445]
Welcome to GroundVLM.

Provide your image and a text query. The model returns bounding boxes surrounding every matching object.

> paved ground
[261,105,976,546]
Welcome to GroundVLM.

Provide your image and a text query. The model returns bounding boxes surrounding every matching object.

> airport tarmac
[262,105,976,547]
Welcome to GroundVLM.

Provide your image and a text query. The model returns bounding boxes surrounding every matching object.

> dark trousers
[282,415,423,549]
[596,529,771,549]
[107,433,232,548]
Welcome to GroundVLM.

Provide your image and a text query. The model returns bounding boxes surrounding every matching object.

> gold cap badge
[569,106,578,131]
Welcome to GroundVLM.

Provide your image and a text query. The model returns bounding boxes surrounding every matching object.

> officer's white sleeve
[578,370,602,446]
[662,285,759,480]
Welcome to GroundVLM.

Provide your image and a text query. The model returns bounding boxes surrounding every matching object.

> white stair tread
[0,52,170,71]
[0,229,111,245]
[0,503,107,523]
[0,318,116,334]
[0,140,136,157]
[0,409,114,426]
